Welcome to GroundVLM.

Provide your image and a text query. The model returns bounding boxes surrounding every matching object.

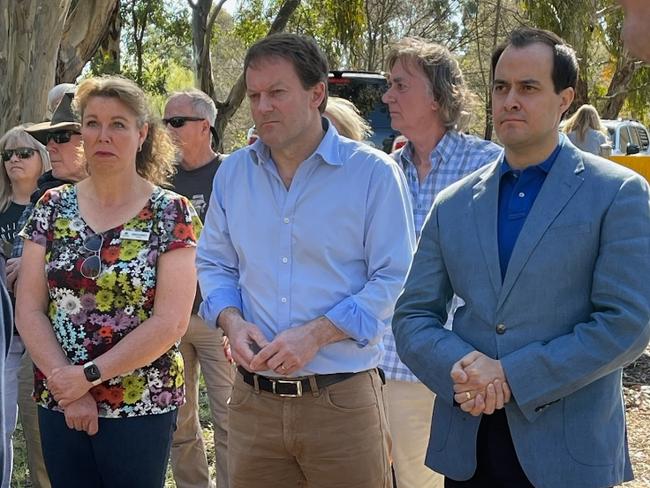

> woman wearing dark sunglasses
[0,125,50,486]
[16,76,201,488]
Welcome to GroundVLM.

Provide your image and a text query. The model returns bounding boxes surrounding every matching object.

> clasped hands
[450,350,511,416]
[47,365,99,435]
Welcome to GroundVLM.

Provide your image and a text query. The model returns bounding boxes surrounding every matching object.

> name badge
[119,229,150,241]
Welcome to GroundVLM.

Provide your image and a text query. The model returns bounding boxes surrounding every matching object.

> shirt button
[281,297,287,303]
[518,192,525,198]
[281,257,288,263]
[496,323,506,334]
[283,217,290,224]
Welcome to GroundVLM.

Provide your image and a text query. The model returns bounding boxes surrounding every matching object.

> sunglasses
[162,116,205,128]
[80,233,103,279]
[43,131,80,145]
[1,147,36,162]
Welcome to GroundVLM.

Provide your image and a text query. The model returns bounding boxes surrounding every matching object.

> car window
[635,126,650,151]
[620,126,631,152]
[328,80,390,128]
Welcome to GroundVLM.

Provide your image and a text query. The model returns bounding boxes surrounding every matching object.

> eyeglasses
[80,233,103,279]
[1,147,36,162]
[43,131,80,145]
[162,116,205,128]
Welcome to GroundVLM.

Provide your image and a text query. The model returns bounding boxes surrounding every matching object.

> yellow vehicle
[607,154,650,182]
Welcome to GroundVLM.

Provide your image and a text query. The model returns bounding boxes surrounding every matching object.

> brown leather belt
[237,366,358,397]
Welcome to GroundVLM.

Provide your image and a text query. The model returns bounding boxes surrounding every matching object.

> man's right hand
[218,308,269,371]
[63,392,99,435]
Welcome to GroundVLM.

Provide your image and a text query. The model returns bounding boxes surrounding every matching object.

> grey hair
[47,83,76,118]
[167,89,217,125]
[0,125,52,212]
[386,37,471,130]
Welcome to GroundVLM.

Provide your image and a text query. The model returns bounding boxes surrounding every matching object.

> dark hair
[491,27,578,94]
[244,33,329,113]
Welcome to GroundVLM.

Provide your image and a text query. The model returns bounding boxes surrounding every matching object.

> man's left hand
[48,365,92,408]
[249,323,321,375]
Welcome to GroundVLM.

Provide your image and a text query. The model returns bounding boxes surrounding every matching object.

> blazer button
[496,323,506,334]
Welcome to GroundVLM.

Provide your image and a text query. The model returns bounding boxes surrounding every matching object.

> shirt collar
[400,130,460,168]
[247,117,343,167]
[500,134,565,176]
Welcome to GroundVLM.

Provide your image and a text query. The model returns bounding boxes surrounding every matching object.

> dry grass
[619,348,650,488]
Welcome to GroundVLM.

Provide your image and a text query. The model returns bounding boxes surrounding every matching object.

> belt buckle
[272,379,303,397]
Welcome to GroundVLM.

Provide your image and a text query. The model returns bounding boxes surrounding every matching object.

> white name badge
[119,229,151,241]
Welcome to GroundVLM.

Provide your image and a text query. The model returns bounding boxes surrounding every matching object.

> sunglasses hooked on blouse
[162,116,205,128]
[43,130,80,145]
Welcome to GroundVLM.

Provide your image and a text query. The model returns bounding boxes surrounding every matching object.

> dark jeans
[445,409,534,488]
[38,406,177,488]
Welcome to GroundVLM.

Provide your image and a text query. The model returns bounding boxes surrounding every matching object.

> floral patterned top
[20,184,202,418]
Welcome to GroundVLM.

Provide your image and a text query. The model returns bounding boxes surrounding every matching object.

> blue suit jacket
[393,141,650,488]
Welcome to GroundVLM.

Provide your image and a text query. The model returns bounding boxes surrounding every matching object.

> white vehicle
[601,119,650,156]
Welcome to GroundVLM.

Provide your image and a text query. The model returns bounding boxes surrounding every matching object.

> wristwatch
[83,361,102,386]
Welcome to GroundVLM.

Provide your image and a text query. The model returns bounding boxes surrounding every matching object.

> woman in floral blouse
[16,76,201,488]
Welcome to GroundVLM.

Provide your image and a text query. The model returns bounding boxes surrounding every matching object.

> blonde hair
[0,125,51,213]
[74,76,176,186]
[324,97,372,141]
[563,104,607,142]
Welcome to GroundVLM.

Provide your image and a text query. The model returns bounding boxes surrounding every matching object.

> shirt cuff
[325,297,383,347]
[198,288,242,328]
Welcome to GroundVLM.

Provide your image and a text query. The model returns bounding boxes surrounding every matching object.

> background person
[323,96,371,141]
[16,75,200,488]
[0,126,50,488]
[380,37,502,488]
[164,88,234,488]
[562,104,610,155]
[618,0,650,62]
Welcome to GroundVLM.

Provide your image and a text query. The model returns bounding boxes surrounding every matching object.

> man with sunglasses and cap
[163,89,232,488]
[7,89,88,488]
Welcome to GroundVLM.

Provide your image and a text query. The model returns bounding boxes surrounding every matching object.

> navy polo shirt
[498,139,563,278]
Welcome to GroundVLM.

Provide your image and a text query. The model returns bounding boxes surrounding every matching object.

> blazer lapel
[497,145,585,311]
[472,161,503,297]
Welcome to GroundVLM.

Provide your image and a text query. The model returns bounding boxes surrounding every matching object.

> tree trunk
[191,0,217,100]
[601,57,639,119]
[56,0,120,83]
[96,2,122,75]
[0,0,72,134]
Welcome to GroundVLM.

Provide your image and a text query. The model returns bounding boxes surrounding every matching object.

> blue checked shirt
[381,130,503,382]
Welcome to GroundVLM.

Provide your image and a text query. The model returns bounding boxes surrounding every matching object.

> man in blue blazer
[393,27,650,488]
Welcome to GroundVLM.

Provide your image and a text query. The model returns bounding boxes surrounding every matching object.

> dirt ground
[620,347,650,488]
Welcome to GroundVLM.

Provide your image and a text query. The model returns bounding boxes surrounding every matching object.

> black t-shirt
[0,201,27,251]
[171,156,221,313]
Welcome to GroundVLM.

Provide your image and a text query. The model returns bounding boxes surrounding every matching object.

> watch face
[85,363,101,382]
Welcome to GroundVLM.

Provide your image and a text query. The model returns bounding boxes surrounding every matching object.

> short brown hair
[244,33,329,113]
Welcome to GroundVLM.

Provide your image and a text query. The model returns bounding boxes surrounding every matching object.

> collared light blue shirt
[498,137,563,277]
[382,131,502,382]
[197,119,415,376]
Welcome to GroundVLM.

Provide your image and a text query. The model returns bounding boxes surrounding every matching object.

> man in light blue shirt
[196,33,415,488]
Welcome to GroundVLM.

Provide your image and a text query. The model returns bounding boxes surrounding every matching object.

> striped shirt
[381,130,502,382]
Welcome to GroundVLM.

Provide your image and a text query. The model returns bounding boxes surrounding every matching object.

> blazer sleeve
[501,173,650,421]
[392,199,476,405]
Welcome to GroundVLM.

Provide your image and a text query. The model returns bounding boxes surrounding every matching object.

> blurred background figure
[618,0,650,62]
[0,126,50,488]
[164,88,233,488]
[324,96,372,142]
[46,84,76,121]
[562,104,610,156]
